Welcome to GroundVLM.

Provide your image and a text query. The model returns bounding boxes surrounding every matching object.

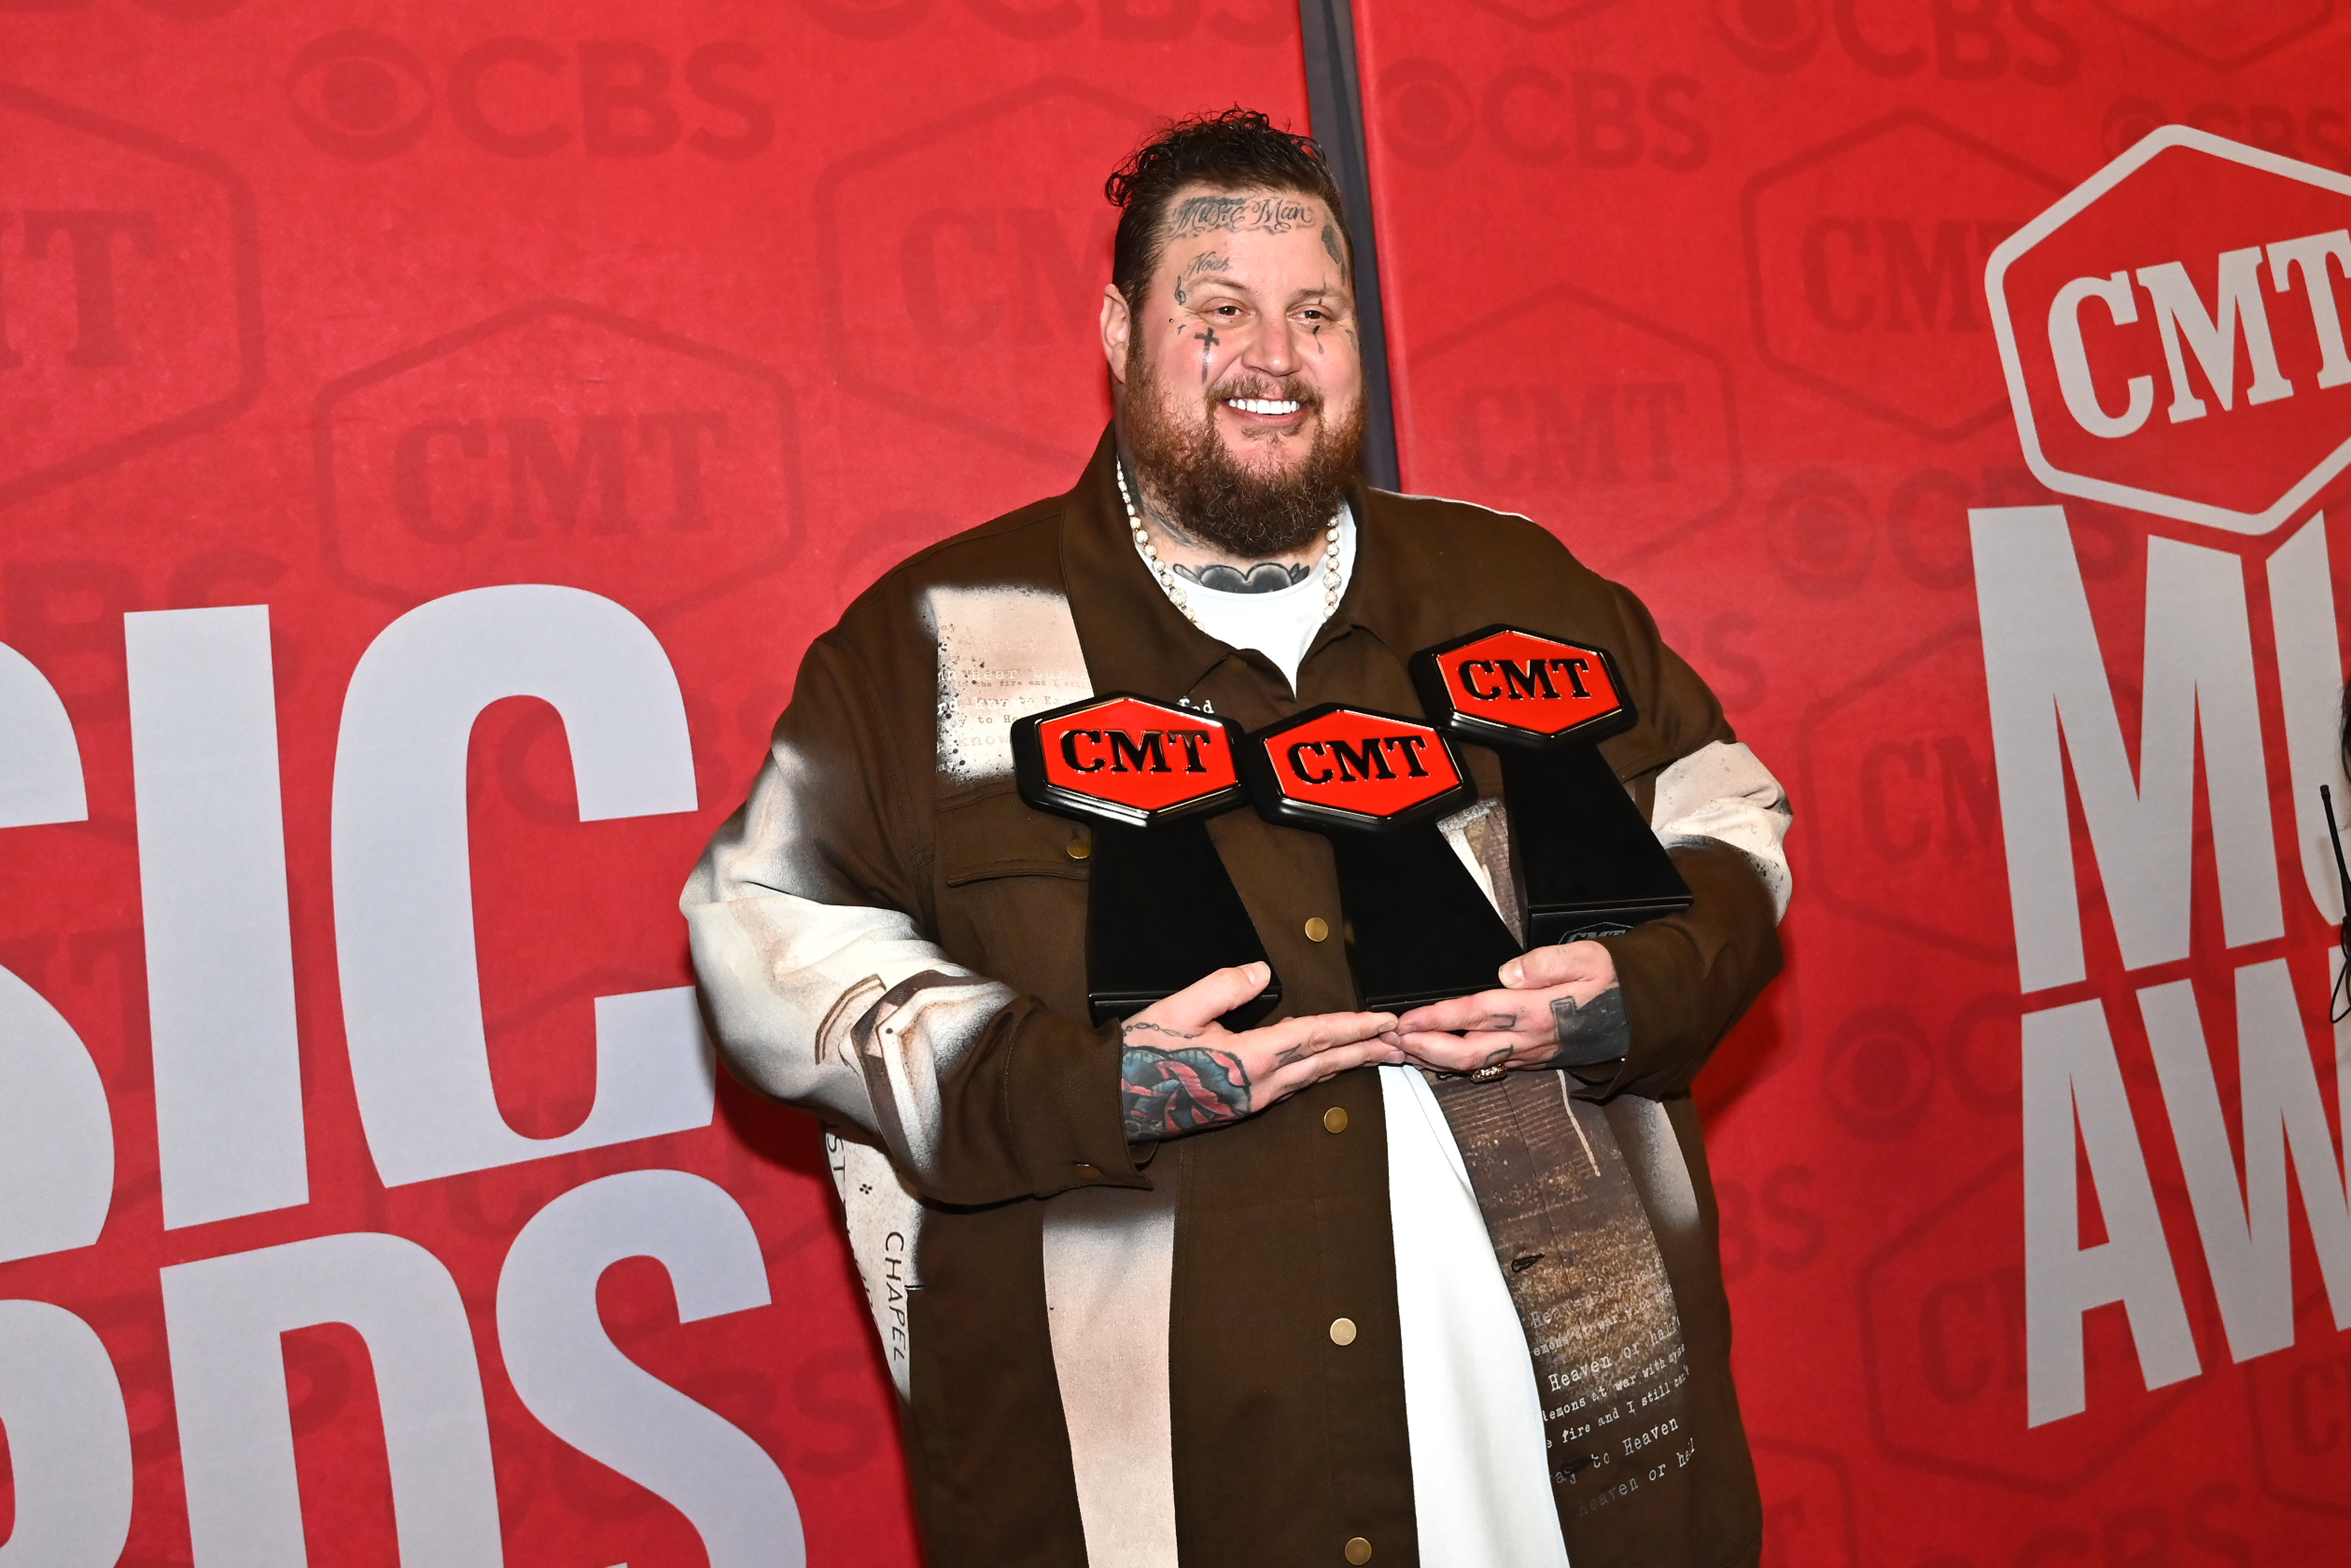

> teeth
[1227,398,1302,415]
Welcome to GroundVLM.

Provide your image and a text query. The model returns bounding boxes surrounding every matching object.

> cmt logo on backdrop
[815,79,1155,465]
[315,299,801,618]
[1970,129,2351,1449]
[0,84,260,510]
[0,0,240,14]
[1408,285,1738,570]
[284,30,773,161]
[1988,126,2351,534]
[1746,111,2064,441]
[2098,0,2333,72]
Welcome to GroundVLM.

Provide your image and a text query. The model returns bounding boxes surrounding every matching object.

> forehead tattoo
[1166,193,1316,239]
[1172,251,1231,307]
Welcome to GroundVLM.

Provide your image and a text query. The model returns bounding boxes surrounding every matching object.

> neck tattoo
[1117,459,1342,629]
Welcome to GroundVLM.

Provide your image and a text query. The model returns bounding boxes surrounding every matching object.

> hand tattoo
[1121,1032,1250,1142]
[1173,560,1311,593]
[1122,1020,1200,1042]
[1549,985,1629,1068]
[1167,194,1313,238]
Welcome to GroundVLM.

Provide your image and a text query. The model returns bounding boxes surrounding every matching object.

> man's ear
[1099,284,1132,388]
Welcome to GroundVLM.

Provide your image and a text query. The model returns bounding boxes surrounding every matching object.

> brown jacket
[685,429,1783,1567]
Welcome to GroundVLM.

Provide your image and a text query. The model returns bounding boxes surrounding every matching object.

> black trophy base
[1333,827,1522,1012]
[1086,819,1281,1030]
[1503,746,1691,948]
[1528,896,1696,948]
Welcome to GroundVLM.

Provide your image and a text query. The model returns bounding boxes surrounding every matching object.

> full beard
[1122,354,1365,559]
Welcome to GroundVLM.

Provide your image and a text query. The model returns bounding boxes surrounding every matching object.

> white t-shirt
[1159,511,1570,1568]
[1172,509,1355,690]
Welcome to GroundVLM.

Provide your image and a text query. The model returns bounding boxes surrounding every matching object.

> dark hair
[1105,108,1350,312]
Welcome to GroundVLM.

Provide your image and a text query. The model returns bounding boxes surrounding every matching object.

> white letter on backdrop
[2266,230,2351,389]
[332,585,710,1188]
[2022,997,2200,1426]
[160,1230,503,1568]
[125,607,308,1229]
[1973,507,2280,991]
[2046,271,2155,438]
[2142,961,2351,1363]
[497,1169,805,1568]
[0,640,87,827]
[0,641,111,1266]
[2264,515,2350,923]
[2135,247,2296,421]
[0,1299,134,1568]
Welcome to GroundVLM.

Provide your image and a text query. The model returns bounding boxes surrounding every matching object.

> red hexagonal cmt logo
[1988,126,2351,537]
[1404,284,1740,573]
[0,83,261,509]
[1745,111,2066,441]
[2097,0,2332,72]
[314,298,801,619]
[1240,704,1472,833]
[1011,693,1246,827]
[813,79,1157,466]
[1857,1153,2201,1493]
[1460,0,1634,30]
[1411,624,1631,749]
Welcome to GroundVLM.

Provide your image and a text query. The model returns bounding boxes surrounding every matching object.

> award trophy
[1236,703,1518,1011]
[1010,693,1280,1028]
[1411,625,1691,946]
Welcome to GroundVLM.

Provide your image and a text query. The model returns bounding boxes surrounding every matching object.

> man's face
[1102,184,1365,553]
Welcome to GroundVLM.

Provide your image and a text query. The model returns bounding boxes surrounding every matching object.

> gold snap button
[1328,1316,1357,1347]
[1074,1163,1100,1181]
[1345,1536,1373,1564]
[1323,1106,1349,1135]
[1065,836,1092,860]
[1303,916,1330,942]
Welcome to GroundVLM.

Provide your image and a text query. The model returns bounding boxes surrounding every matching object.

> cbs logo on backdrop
[282,30,774,162]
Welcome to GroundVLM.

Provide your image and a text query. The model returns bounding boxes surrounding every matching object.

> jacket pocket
[936,787,1090,886]
[931,788,1090,1017]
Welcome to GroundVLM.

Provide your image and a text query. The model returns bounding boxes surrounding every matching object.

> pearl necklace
[1116,460,1343,627]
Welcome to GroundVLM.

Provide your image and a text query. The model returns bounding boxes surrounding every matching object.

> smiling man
[686,110,1790,1568]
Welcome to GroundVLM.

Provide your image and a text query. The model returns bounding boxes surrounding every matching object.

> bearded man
[685,110,1790,1568]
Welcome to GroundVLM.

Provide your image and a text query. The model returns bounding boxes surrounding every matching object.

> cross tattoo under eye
[1198,324,1219,380]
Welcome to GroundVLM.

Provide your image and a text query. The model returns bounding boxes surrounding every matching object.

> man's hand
[1388,940,1629,1077]
[1120,962,1400,1142]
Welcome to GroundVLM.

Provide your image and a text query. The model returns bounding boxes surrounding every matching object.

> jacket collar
[1057,424,1449,703]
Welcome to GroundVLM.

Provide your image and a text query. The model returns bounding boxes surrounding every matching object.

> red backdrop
[0,1,2347,1564]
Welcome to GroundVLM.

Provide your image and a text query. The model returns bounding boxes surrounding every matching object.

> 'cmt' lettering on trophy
[1285,733,1433,785]
[1057,727,1215,774]
[1456,654,1595,702]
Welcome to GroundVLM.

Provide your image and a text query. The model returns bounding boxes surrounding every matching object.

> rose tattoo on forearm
[1549,985,1630,1068]
[1120,1021,1250,1142]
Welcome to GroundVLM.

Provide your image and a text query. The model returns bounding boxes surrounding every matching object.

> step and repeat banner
[1352,3,2351,1564]
[0,0,2347,1563]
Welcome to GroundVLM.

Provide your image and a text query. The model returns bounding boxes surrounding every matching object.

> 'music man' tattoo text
[1167,194,1315,239]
